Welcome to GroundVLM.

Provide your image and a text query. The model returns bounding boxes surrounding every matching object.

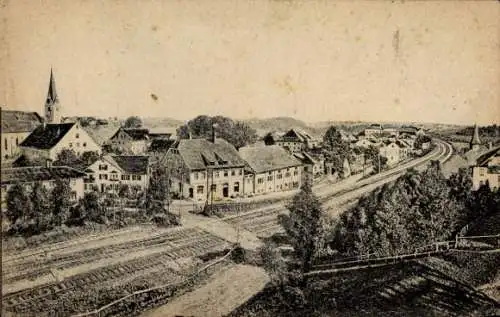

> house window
[197,185,204,194]
[239,169,243,176]
[200,172,205,179]
[214,171,220,178]
[211,184,217,192]
[69,143,73,147]
[99,164,108,171]
[76,133,80,139]
[234,182,240,192]
[224,171,228,177]
[294,170,298,176]
[231,170,236,176]
[137,175,141,181]
[15,138,18,146]
[268,171,272,175]
[194,173,199,180]
[267,176,273,181]
[4,139,7,150]
[285,172,291,177]
[99,174,108,180]
[70,191,77,200]
[83,142,87,147]
[257,178,264,184]
[277,174,283,179]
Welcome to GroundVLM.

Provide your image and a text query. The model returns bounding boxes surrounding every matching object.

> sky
[1,0,499,125]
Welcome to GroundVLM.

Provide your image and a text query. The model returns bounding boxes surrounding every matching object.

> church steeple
[45,68,61,123]
[470,124,481,151]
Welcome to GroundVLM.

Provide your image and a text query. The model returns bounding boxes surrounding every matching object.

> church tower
[469,124,481,151]
[44,68,61,123]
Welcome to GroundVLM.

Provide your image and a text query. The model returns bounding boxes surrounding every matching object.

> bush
[151,212,181,227]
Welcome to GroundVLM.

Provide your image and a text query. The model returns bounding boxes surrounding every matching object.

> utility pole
[378,153,381,174]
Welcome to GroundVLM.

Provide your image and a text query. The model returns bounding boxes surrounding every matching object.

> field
[2,225,232,316]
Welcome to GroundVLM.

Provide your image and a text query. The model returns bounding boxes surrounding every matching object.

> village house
[160,135,246,201]
[82,155,150,194]
[1,110,43,160]
[108,128,150,154]
[239,145,302,195]
[276,129,321,153]
[352,138,380,149]
[19,121,101,162]
[1,166,86,208]
[379,140,410,166]
[471,146,500,191]
[293,151,324,181]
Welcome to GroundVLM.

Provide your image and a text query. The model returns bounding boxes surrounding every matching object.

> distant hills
[136,115,469,138]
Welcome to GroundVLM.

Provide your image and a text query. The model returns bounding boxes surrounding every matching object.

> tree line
[5,165,178,237]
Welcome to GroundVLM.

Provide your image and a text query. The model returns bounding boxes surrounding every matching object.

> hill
[141,117,184,130]
[244,117,308,132]
[229,260,499,316]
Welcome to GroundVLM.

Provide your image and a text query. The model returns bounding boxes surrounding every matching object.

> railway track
[223,140,453,239]
[3,228,216,284]
[3,232,231,315]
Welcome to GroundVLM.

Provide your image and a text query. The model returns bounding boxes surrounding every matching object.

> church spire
[470,124,481,150]
[47,68,58,104]
[45,68,61,123]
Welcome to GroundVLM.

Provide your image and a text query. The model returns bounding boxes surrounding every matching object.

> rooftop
[172,138,246,170]
[111,155,150,174]
[1,110,42,133]
[19,123,75,149]
[240,145,302,174]
[1,166,86,185]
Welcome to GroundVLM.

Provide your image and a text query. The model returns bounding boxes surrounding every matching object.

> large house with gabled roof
[159,136,246,201]
[240,145,302,195]
[1,110,43,160]
[82,155,150,194]
[19,121,101,161]
[1,166,86,209]
[276,128,321,153]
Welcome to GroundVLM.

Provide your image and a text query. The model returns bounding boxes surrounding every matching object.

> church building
[19,69,101,162]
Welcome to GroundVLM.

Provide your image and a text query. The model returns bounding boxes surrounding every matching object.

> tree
[80,151,99,166]
[6,183,33,228]
[146,166,170,211]
[263,132,276,146]
[30,182,52,230]
[322,126,352,178]
[333,162,465,257]
[51,178,72,226]
[82,191,104,223]
[176,115,258,149]
[260,241,289,288]
[53,149,79,166]
[280,181,325,278]
[124,116,143,128]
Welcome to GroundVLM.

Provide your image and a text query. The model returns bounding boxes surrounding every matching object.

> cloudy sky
[1,0,498,125]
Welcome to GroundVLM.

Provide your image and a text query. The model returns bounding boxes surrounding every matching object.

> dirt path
[142,264,269,317]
